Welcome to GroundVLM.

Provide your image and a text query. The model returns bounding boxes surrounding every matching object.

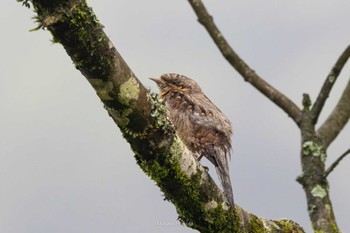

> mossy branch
[187,0,347,232]
[19,0,304,232]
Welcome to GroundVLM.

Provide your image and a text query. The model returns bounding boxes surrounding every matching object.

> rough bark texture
[18,0,305,232]
[187,0,350,232]
[311,45,350,125]
[297,113,339,233]
[318,78,350,148]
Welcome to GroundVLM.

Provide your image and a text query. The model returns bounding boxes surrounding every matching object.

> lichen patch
[311,185,327,199]
[118,76,140,105]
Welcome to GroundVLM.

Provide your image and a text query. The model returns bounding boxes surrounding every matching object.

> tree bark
[187,0,349,232]
[18,0,305,232]
[310,46,350,124]
[297,113,339,232]
[318,78,350,148]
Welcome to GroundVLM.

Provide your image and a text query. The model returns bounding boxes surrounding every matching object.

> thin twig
[188,0,302,126]
[325,149,350,178]
[311,45,350,124]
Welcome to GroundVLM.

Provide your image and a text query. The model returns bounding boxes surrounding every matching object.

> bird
[150,73,234,206]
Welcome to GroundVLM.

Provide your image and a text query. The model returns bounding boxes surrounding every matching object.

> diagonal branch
[188,0,302,126]
[317,78,350,148]
[325,149,350,178]
[311,45,350,124]
[20,0,304,232]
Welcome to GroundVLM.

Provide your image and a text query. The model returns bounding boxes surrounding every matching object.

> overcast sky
[1,1,350,232]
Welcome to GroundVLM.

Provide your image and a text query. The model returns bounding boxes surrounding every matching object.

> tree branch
[311,45,350,124]
[317,78,350,148]
[20,0,304,231]
[325,149,350,178]
[187,0,302,126]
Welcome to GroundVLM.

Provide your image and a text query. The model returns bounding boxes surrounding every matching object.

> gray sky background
[1,1,350,232]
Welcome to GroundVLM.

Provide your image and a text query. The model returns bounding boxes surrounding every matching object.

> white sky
[1,1,350,232]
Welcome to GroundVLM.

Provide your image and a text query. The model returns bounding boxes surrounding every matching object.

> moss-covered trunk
[297,113,340,233]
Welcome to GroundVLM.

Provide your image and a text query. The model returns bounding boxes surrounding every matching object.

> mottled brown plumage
[150,73,234,206]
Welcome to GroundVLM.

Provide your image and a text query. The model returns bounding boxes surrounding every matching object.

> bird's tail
[215,150,234,206]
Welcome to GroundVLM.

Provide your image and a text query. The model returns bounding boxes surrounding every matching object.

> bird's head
[150,73,201,98]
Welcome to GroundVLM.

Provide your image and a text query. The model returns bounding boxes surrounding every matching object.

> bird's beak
[149,77,164,86]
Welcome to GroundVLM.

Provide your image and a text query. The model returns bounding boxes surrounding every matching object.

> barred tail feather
[215,150,234,206]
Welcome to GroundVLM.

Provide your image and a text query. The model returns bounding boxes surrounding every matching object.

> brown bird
[150,73,234,206]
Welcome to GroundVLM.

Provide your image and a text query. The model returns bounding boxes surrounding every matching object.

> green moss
[136,133,241,232]
[88,79,114,101]
[136,93,247,232]
[312,221,340,233]
[332,223,341,233]
[106,107,131,128]
[17,0,31,8]
[273,219,305,233]
[30,1,115,78]
[138,136,201,207]
[66,3,113,76]
[247,215,266,233]
[302,93,312,112]
[205,205,240,232]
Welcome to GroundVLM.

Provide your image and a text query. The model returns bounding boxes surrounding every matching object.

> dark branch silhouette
[311,45,350,124]
[188,0,302,126]
[325,148,350,177]
[317,78,350,148]
[187,0,348,232]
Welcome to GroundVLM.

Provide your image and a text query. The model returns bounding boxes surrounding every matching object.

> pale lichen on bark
[311,185,327,199]
[118,76,140,105]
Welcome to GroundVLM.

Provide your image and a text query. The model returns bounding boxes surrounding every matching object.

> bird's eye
[172,80,179,85]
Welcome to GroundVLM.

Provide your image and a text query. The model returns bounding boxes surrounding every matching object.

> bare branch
[317,78,350,148]
[311,45,350,124]
[188,0,302,126]
[325,149,350,178]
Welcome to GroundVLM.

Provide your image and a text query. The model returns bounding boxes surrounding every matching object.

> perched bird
[150,73,234,206]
